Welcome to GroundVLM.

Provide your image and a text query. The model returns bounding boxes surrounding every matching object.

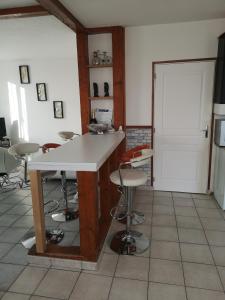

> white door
[154,61,215,193]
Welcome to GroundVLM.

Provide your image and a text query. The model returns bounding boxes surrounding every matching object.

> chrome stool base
[118,211,145,225]
[21,229,64,249]
[52,209,79,222]
[110,230,149,255]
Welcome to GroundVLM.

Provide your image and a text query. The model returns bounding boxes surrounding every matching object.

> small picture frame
[19,65,30,84]
[36,83,47,101]
[53,101,64,118]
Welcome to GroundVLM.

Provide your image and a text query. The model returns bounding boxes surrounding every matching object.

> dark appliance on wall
[0,118,6,141]
[213,32,225,104]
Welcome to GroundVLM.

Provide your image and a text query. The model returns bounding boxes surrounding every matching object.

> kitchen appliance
[214,119,225,146]
[213,32,225,104]
[214,119,225,209]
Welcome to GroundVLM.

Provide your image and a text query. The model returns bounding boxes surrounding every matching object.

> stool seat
[110,169,147,187]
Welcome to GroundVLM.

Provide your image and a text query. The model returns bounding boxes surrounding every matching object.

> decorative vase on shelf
[92,50,101,65]
[93,82,99,97]
[104,82,109,97]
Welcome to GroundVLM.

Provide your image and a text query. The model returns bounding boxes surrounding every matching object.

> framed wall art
[36,83,47,101]
[53,101,64,118]
[19,65,30,84]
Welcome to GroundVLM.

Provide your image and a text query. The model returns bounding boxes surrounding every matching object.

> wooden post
[77,171,99,261]
[29,170,46,253]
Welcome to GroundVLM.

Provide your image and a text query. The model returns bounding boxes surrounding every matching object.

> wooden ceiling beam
[0,5,49,19]
[36,0,86,33]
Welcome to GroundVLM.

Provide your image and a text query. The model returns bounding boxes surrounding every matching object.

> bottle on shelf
[90,109,98,124]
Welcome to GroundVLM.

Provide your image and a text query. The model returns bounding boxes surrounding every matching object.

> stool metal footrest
[118,211,145,225]
[110,230,149,255]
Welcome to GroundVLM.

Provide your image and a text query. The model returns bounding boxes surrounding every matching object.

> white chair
[8,143,40,187]
[0,147,20,190]
[109,149,153,255]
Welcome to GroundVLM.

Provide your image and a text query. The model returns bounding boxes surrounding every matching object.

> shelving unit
[88,96,114,100]
[76,27,125,133]
[88,64,113,68]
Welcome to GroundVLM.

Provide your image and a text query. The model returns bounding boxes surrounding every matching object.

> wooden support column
[112,27,125,129]
[77,171,99,261]
[76,31,90,134]
[29,170,46,253]
[99,159,112,236]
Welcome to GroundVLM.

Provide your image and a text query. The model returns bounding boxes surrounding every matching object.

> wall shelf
[88,96,113,100]
[88,64,113,68]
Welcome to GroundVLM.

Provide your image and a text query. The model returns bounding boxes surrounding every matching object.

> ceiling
[0,16,76,60]
[0,0,225,27]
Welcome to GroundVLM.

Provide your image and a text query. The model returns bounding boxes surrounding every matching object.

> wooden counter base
[29,139,125,262]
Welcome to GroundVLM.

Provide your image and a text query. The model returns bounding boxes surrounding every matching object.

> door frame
[151,57,216,190]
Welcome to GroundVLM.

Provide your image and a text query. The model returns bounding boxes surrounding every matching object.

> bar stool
[110,150,152,255]
[115,145,151,225]
[51,132,80,222]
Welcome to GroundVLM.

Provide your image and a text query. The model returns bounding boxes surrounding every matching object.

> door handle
[202,125,208,138]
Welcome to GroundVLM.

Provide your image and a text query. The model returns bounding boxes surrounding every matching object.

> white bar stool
[109,150,153,255]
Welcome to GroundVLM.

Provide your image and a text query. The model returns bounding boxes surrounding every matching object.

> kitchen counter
[28,131,125,264]
[28,132,125,172]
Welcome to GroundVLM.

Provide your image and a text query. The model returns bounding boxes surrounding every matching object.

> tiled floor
[1,184,225,299]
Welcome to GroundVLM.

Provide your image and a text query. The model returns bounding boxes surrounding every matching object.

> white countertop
[28,132,125,172]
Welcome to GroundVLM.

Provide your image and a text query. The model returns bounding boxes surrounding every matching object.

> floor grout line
[190,193,225,295]
[171,193,188,300]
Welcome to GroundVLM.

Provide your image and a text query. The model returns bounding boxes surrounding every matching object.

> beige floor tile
[173,192,192,198]
[175,207,197,217]
[178,228,207,244]
[196,208,223,219]
[149,258,184,285]
[153,205,174,215]
[1,293,30,300]
[192,194,213,200]
[148,282,186,300]
[115,255,149,281]
[183,262,223,291]
[153,197,173,206]
[201,218,225,231]
[211,246,225,266]
[186,287,225,300]
[9,266,47,294]
[180,243,214,264]
[69,273,112,300]
[217,266,225,290]
[109,277,148,300]
[134,203,152,213]
[176,216,202,229]
[152,226,178,242]
[151,241,181,261]
[205,230,225,246]
[154,191,172,197]
[194,199,218,208]
[173,198,194,207]
[34,269,79,299]
[152,215,176,227]
[84,253,118,276]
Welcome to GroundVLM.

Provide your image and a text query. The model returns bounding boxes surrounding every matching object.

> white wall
[0,58,81,145]
[125,18,225,125]
[0,16,81,145]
